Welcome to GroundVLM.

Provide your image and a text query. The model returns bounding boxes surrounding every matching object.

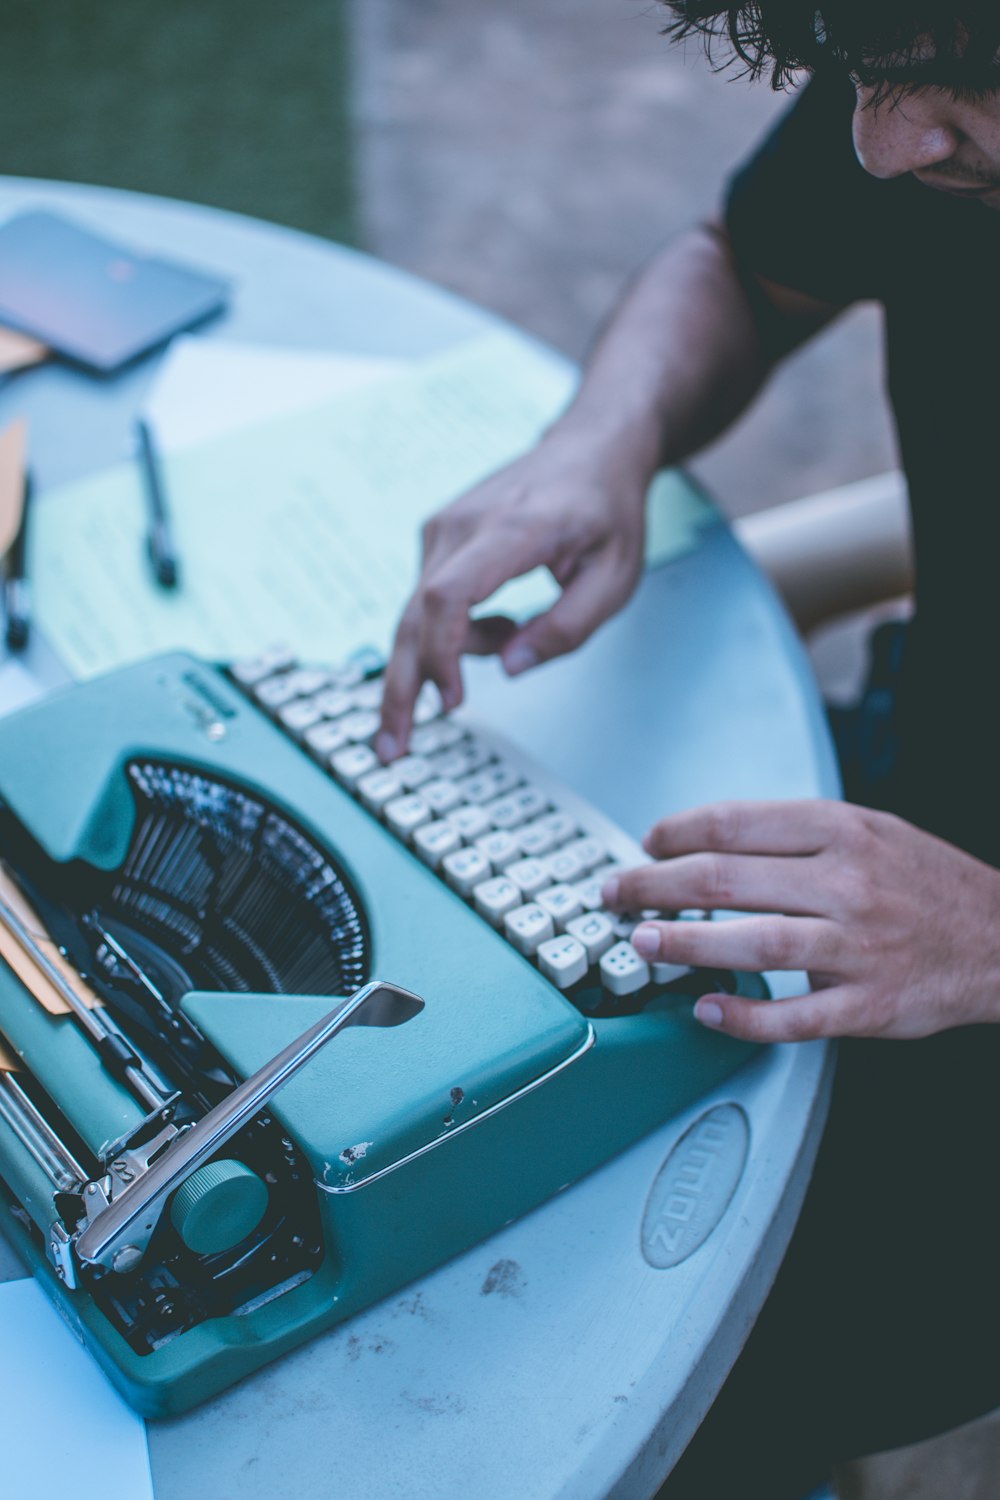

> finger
[603,853,829,916]
[465,614,519,657]
[417,528,561,698]
[643,800,845,859]
[630,914,838,973]
[378,605,424,760]
[693,986,853,1043]
[501,552,638,674]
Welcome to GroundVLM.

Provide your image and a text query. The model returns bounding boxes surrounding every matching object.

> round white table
[0,178,838,1499]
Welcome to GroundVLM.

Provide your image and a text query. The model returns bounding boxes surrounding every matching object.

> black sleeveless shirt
[726,71,1000,866]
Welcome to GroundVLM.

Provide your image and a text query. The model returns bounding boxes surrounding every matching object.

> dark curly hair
[661,2,1000,94]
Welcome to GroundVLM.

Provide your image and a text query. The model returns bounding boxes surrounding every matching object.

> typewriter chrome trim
[316,1022,597,1193]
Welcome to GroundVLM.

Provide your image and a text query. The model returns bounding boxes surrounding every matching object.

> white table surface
[0,178,838,1499]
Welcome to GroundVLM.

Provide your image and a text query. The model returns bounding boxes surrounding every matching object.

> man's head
[664,2,1000,205]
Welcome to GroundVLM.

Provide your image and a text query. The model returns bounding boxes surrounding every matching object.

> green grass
[0,1,355,243]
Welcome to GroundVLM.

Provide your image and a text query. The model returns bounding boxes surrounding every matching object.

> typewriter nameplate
[640,1103,749,1269]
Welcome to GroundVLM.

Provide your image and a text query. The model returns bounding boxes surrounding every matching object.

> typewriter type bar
[0,1066,87,1193]
[0,884,170,1112]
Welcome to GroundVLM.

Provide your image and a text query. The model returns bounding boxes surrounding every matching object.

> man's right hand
[376,427,652,760]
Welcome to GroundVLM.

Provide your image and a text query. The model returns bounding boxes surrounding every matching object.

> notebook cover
[0,209,228,372]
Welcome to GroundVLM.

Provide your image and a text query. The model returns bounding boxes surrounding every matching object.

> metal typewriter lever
[74,979,425,1273]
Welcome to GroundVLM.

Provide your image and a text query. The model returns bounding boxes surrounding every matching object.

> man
[378,3,1000,1492]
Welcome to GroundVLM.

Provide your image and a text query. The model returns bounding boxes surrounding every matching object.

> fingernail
[503,643,539,676]
[601,875,619,907]
[695,1000,724,1028]
[375,731,399,763]
[631,924,660,957]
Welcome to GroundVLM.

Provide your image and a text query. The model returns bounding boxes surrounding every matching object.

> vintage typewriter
[0,649,765,1416]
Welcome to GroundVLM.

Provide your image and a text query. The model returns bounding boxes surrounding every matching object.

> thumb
[501,560,636,674]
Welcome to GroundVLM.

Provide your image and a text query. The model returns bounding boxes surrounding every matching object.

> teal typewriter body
[0,653,759,1416]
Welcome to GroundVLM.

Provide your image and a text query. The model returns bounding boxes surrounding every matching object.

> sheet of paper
[33,330,716,679]
[0,1277,153,1500]
[0,657,45,716]
[144,336,406,452]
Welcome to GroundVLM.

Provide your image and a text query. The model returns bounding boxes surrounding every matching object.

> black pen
[135,417,180,589]
[4,468,32,651]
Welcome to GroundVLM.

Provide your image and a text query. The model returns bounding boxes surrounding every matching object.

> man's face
[852,65,1000,207]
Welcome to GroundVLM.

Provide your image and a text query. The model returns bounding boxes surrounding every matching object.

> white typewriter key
[565,910,616,963]
[442,845,491,896]
[537,934,588,990]
[232,647,295,685]
[652,959,692,985]
[473,875,521,927]
[357,768,404,811]
[544,847,585,885]
[303,721,350,759]
[393,753,434,789]
[385,793,432,839]
[564,836,606,875]
[328,660,365,689]
[413,682,444,724]
[574,865,623,911]
[276,668,328,701]
[600,941,651,996]
[609,912,639,942]
[486,792,534,831]
[421,777,464,815]
[506,857,552,898]
[511,786,549,822]
[536,883,583,929]
[459,763,522,804]
[444,803,491,842]
[434,741,492,781]
[254,674,306,709]
[330,743,378,788]
[677,908,711,922]
[279,699,325,734]
[516,821,558,859]
[352,678,385,711]
[537,811,578,847]
[413,819,462,867]
[504,902,555,956]
[410,719,464,757]
[340,709,381,744]
[475,830,521,873]
[312,687,354,719]
[489,786,548,831]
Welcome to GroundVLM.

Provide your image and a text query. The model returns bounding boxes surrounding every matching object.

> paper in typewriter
[31,331,717,678]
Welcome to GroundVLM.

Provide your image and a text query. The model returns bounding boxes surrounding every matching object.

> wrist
[542,400,663,499]
[958,859,1000,1026]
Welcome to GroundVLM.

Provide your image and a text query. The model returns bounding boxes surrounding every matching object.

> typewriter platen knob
[169,1159,269,1256]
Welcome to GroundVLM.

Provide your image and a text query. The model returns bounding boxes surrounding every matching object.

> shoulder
[724,70,893,303]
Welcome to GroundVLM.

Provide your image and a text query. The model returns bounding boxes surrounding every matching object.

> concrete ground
[349,3,1000,1496]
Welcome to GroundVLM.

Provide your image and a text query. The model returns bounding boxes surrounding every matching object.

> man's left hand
[601,800,1000,1042]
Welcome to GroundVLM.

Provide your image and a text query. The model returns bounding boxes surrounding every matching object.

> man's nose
[852,88,960,178]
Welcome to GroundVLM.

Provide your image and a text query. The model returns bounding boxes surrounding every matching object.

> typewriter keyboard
[231,649,716,1016]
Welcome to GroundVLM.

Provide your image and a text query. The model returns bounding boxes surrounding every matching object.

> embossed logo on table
[641,1103,750,1268]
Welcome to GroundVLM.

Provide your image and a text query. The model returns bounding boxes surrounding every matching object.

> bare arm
[377,223,841,758]
[555,224,834,470]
